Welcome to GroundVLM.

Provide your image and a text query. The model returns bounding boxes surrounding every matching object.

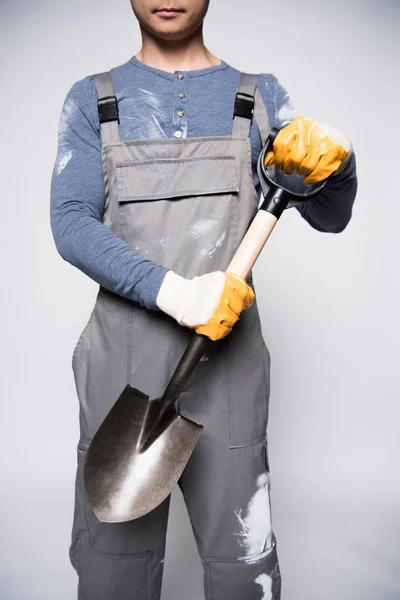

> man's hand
[156,270,255,341]
[264,115,353,185]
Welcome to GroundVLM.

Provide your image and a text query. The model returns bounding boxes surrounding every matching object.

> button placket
[173,71,187,138]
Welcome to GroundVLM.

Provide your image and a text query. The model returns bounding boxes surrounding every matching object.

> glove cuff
[155,270,189,323]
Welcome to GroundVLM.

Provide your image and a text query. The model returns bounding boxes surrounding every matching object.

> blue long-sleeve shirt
[50,55,357,309]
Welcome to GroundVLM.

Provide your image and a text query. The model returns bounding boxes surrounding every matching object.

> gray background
[1,0,399,598]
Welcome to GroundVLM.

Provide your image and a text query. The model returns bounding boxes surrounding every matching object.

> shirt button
[177,109,185,117]
[178,92,185,99]
[174,130,183,138]
[177,73,184,80]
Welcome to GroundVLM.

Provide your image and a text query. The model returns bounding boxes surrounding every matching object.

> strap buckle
[98,96,120,124]
[233,92,254,120]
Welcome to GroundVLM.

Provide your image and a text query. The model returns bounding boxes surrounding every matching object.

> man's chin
[143,22,192,41]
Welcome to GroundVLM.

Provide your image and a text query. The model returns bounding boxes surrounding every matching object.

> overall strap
[92,71,121,143]
[232,72,271,144]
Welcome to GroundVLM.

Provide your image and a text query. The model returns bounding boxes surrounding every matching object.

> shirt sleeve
[50,75,168,310]
[257,74,358,233]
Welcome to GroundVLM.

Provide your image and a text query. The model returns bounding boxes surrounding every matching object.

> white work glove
[156,270,255,341]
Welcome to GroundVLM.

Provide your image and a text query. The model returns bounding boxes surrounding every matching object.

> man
[50,1,357,599]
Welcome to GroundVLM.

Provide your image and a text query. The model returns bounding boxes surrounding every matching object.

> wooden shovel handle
[159,210,279,414]
[226,210,278,279]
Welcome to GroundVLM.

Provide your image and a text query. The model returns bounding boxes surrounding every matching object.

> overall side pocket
[228,306,271,448]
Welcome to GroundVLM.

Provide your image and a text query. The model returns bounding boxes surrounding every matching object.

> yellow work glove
[264,115,353,185]
[156,270,254,341]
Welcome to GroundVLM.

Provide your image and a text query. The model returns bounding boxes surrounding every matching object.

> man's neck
[136,29,220,73]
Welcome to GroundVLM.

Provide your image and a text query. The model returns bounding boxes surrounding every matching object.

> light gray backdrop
[1,0,399,598]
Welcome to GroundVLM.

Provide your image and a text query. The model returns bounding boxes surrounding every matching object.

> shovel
[84,128,328,523]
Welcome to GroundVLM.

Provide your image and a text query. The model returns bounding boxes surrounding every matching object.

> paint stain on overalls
[69,70,281,600]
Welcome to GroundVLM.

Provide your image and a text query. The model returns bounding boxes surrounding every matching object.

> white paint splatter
[264,77,296,128]
[199,231,227,258]
[235,472,273,556]
[255,573,273,600]
[276,98,297,127]
[199,244,213,258]
[150,114,168,138]
[134,245,149,256]
[123,91,168,138]
[138,88,163,110]
[151,236,169,250]
[187,218,219,241]
[56,149,72,175]
[215,231,226,248]
[55,96,78,175]
[180,123,188,139]
[58,97,77,139]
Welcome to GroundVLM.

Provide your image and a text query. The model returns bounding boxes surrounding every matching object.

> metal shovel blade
[84,384,203,522]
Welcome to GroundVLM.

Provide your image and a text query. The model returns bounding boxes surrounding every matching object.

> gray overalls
[70,70,281,600]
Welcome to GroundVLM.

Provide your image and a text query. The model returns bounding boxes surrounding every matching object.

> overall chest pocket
[115,155,239,202]
[113,154,241,278]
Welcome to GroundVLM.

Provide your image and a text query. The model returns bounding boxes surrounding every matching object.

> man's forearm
[50,198,168,309]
